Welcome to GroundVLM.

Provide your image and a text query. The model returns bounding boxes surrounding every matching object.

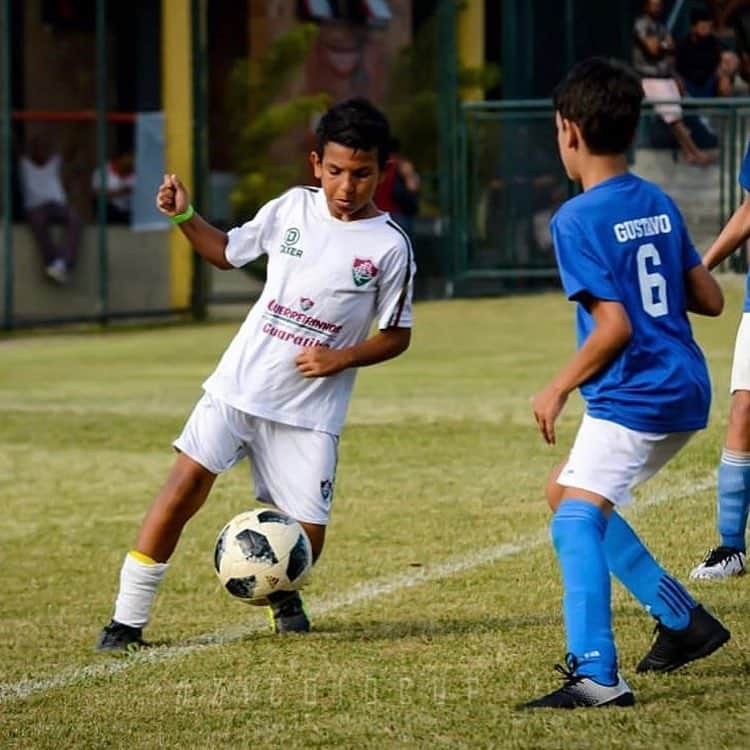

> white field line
[0,475,715,703]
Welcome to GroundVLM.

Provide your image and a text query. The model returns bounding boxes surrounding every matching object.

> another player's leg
[604,513,730,673]
[690,390,750,581]
[546,420,730,684]
[523,490,635,709]
[96,453,217,653]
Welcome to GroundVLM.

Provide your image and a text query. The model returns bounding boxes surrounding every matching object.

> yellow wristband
[170,204,195,225]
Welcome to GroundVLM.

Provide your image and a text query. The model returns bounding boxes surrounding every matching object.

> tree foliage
[227,24,330,221]
[383,13,500,216]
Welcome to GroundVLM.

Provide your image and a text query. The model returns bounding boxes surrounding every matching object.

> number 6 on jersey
[637,242,668,317]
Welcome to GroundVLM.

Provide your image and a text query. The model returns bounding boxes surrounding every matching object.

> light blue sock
[551,500,617,686]
[717,450,750,552]
[605,512,696,631]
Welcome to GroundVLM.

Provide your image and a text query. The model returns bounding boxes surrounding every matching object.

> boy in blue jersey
[689,143,750,581]
[523,57,729,710]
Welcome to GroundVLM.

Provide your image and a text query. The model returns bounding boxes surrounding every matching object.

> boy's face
[311,142,382,221]
[555,112,580,181]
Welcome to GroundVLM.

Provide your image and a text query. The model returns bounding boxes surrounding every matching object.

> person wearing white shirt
[19,135,82,284]
[96,98,416,652]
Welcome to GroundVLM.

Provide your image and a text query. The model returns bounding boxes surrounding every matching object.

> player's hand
[532,383,568,445]
[295,346,349,378]
[155,173,190,217]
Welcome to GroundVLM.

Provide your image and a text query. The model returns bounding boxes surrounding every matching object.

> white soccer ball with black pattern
[214,509,313,605]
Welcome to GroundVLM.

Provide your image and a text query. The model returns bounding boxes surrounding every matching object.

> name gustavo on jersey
[613,213,672,243]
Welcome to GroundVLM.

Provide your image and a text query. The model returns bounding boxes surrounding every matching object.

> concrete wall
[631,149,722,252]
[1,225,171,323]
[0,225,265,326]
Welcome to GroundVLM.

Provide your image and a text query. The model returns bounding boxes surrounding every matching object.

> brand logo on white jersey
[352,257,378,287]
[281,227,303,257]
[300,297,314,311]
[285,227,300,244]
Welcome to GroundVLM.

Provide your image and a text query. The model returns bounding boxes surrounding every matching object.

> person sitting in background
[373,138,420,235]
[676,7,735,97]
[708,0,750,83]
[720,49,745,92]
[91,152,135,224]
[633,0,715,165]
[19,134,82,284]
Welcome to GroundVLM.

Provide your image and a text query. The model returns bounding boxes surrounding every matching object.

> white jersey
[19,155,67,210]
[202,186,415,435]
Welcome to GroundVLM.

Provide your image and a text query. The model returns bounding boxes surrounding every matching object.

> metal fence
[441,97,750,298]
[4,94,750,327]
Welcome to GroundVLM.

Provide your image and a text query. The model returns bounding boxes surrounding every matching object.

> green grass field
[2,277,750,749]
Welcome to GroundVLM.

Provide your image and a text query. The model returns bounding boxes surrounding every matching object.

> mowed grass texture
[2,279,750,749]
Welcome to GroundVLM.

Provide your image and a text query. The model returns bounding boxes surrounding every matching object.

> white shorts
[730,312,750,393]
[174,392,338,524]
[557,414,695,506]
[641,77,683,124]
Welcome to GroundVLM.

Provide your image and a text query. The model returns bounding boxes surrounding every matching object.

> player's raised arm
[156,173,232,269]
[685,263,724,317]
[703,196,750,271]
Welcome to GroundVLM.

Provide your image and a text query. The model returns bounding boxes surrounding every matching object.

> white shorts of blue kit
[174,391,338,524]
[557,413,695,506]
[730,312,750,393]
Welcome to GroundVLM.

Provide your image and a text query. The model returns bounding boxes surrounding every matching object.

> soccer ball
[213,508,313,605]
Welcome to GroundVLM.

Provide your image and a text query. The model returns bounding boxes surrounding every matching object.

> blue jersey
[738,141,750,312]
[551,172,710,433]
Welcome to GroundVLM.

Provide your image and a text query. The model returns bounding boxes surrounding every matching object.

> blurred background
[0,0,746,328]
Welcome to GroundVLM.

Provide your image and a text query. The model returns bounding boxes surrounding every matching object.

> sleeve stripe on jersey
[385,219,414,328]
[302,186,320,193]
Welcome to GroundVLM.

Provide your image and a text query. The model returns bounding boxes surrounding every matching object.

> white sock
[112,551,168,628]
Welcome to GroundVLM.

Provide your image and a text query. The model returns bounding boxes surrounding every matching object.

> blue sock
[717,450,750,552]
[605,512,696,631]
[551,500,617,686]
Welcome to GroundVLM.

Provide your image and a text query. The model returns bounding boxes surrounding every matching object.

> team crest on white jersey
[352,257,378,287]
[300,297,314,311]
[320,479,333,500]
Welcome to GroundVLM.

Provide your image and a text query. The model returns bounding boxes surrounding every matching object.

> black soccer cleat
[267,590,311,634]
[636,605,730,673]
[521,655,635,709]
[95,620,147,654]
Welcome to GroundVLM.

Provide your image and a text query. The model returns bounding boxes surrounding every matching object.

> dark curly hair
[553,57,644,156]
[315,97,391,169]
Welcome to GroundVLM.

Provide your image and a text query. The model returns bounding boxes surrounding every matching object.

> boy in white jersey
[96,98,415,652]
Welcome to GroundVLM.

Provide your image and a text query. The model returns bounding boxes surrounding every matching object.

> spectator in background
[676,7,735,97]
[374,138,420,235]
[633,0,715,165]
[720,49,745,92]
[19,134,82,284]
[708,0,750,83]
[91,151,135,224]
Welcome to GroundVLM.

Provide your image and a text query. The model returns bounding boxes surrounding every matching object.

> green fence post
[190,0,207,321]
[436,0,458,295]
[2,0,12,331]
[95,0,109,323]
